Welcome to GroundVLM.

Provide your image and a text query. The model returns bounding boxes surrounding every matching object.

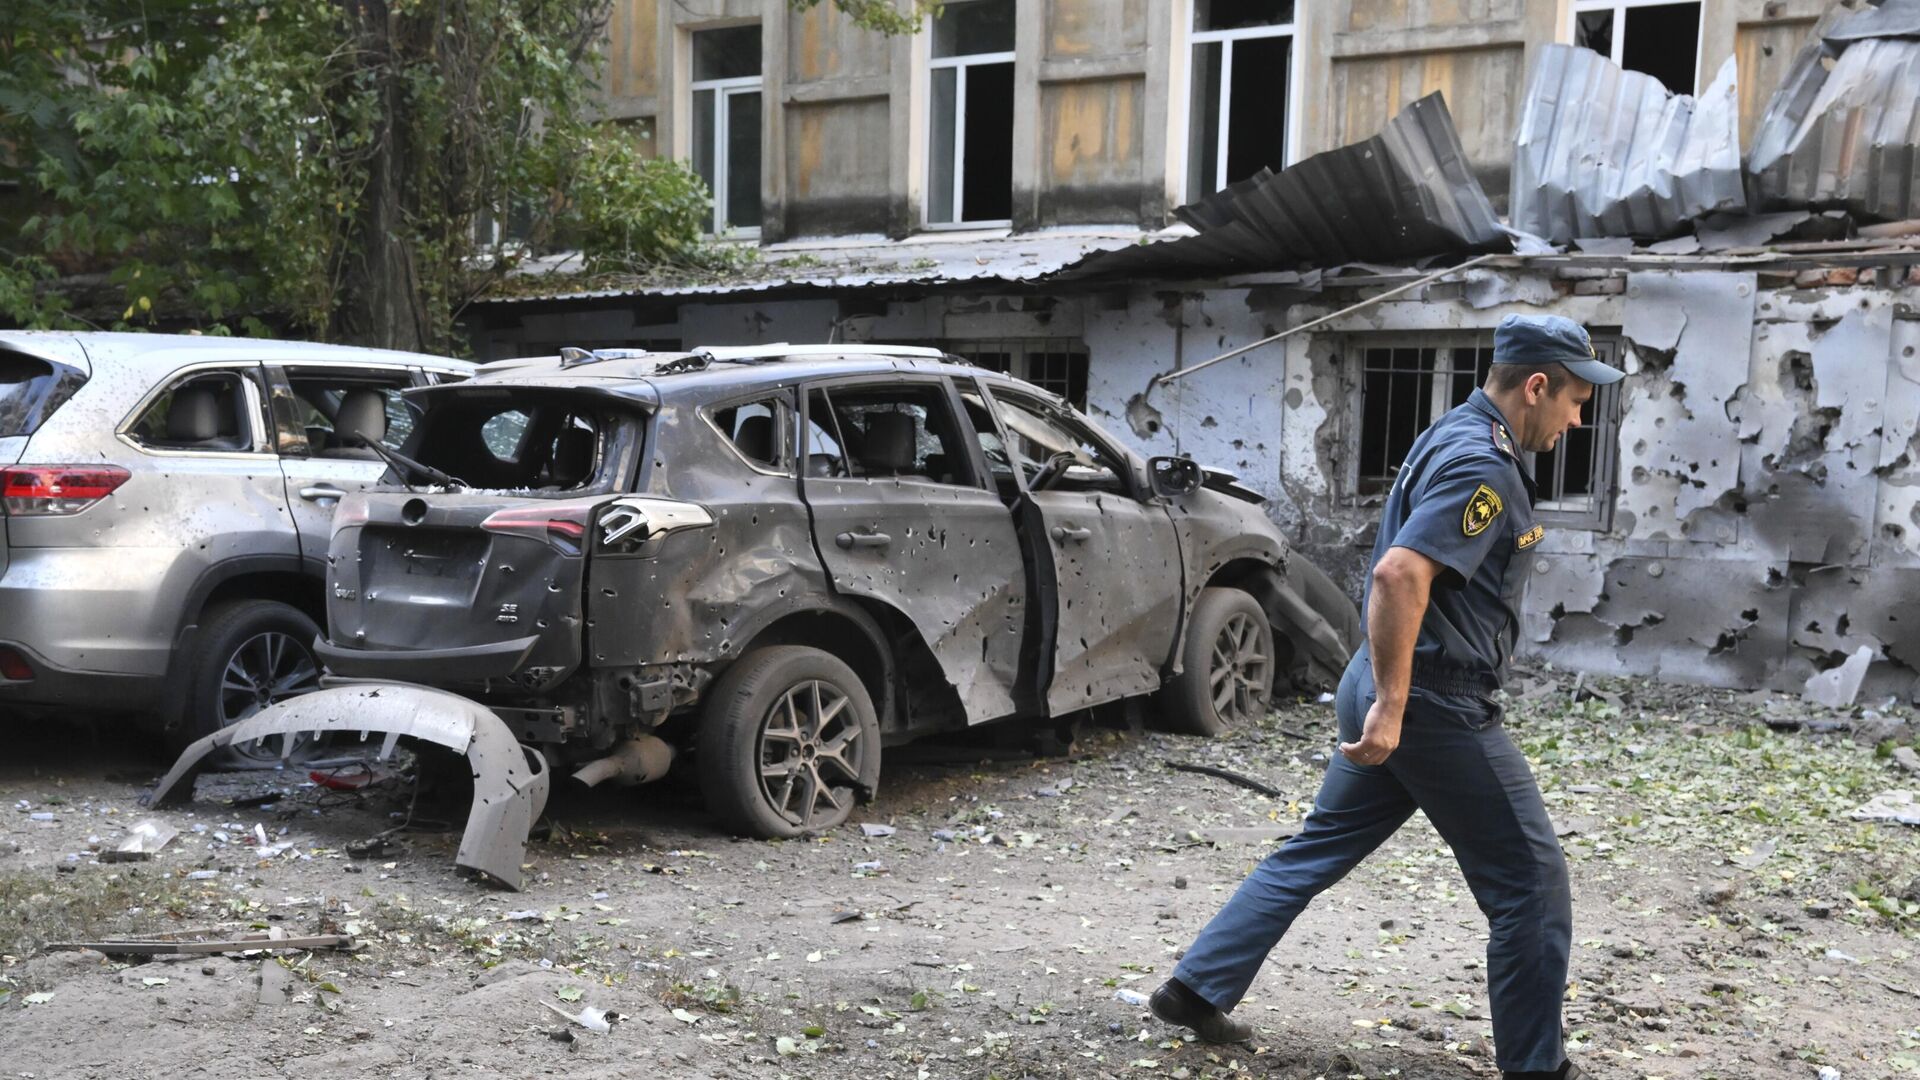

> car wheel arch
[159,557,326,731]
[723,600,897,735]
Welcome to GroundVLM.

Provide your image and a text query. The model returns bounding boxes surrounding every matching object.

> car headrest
[548,428,596,487]
[336,389,387,447]
[734,414,774,464]
[166,388,222,441]
[860,411,917,472]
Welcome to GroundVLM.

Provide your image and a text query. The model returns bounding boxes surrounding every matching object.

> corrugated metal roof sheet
[1748,0,1920,223]
[1824,0,1920,42]
[476,229,1158,305]
[1508,44,1745,243]
[1049,92,1503,282]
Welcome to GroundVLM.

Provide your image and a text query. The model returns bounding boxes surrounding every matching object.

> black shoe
[1147,978,1253,1044]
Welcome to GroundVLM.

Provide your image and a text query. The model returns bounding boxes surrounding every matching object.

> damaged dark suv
[162,345,1359,865]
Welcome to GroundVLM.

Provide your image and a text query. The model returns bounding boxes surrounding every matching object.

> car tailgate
[321,491,600,688]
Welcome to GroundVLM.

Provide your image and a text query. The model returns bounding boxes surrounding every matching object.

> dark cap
[1492,314,1625,386]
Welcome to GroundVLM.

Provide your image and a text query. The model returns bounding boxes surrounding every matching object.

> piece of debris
[859,823,896,838]
[346,837,400,860]
[539,999,622,1033]
[1804,646,1876,709]
[45,932,353,956]
[1892,747,1920,775]
[830,909,865,924]
[1730,839,1777,869]
[257,960,296,1005]
[1113,988,1149,1006]
[1165,761,1284,799]
[1848,790,1920,827]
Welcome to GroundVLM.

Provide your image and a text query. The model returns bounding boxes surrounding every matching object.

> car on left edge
[0,332,472,758]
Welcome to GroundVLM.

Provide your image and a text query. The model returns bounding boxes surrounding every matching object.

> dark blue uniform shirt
[1362,388,1539,701]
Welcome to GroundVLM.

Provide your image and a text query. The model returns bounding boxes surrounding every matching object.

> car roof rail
[558,346,653,369]
[688,343,947,364]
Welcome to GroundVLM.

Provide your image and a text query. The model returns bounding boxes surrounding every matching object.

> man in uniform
[1148,314,1624,1080]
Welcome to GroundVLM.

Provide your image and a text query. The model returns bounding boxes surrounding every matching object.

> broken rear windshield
[0,352,88,438]
[404,386,645,493]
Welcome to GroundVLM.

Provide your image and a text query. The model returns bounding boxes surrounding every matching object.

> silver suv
[0,332,471,753]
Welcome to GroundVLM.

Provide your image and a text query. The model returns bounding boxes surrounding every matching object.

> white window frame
[1176,5,1302,203]
[923,10,1015,232]
[689,72,763,238]
[1566,0,1704,94]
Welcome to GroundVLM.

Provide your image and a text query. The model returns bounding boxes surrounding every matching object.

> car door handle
[1050,525,1092,544]
[299,485,348,502]
[835,530,891,550]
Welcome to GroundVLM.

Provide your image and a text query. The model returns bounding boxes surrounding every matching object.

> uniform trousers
[1170,652,1573,1073]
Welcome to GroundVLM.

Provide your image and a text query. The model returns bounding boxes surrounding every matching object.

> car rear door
[798,375,1028,726]
[978,384,1184,717]
[268,361,421,568]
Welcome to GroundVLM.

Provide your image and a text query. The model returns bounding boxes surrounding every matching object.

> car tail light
[0,646,33,681]
[0,465,131,516]
[481,505,592,556]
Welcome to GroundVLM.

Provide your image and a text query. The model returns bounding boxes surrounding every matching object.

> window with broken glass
[690,24,763,235]
[1347,337,1622,531]
[1184,0,1296,202]
[1571,0,1701,95]
[926,0,1014,228]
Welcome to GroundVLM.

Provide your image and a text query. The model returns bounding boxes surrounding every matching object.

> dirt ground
[3,671,1918,1080]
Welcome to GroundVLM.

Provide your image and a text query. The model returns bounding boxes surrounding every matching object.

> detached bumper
[148,681,550,890]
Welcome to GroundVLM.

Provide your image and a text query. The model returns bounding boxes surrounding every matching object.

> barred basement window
[1350,336,1621,530]
[941,339,1090,409]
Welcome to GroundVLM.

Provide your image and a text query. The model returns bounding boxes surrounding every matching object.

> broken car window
[988,392,1124,493]
[804,389,851,478]
[482,410,531,462]
[710,395,789,471]
[811,382,975,487]
[284,370,415,456]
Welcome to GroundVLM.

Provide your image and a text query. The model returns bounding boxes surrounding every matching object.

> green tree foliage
[0,0,923,349]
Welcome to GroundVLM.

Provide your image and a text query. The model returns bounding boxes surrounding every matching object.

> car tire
[178,599,324,768]
[698,646,881,839]
[1157,587,1275,737]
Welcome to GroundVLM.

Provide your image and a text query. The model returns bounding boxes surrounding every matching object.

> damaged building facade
[467,0,1920,700]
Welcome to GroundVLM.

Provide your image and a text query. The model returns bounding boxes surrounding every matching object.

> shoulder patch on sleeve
[1516,524,1544,549]
[1462,483,1504,537]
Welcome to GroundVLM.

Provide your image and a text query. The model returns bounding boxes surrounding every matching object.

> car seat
[545,428,596,488]
[164,387,244,450]
[733,414,775,466]
[859,411,919,478]
[327,389,387,459]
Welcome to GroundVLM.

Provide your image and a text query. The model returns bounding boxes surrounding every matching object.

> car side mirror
[1147,455,1203,498]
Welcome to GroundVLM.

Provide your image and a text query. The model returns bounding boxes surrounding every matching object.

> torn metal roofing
[1823,0,1920,42]
[1049,92,1504,282]
[1748,0,1920,223]
[1508,44,1746,243]
[476,228,1157,304]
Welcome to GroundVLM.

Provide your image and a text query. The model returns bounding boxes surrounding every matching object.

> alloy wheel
[756,679,867,830]
[217,631,321,764]
[1208,611,1271,727]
